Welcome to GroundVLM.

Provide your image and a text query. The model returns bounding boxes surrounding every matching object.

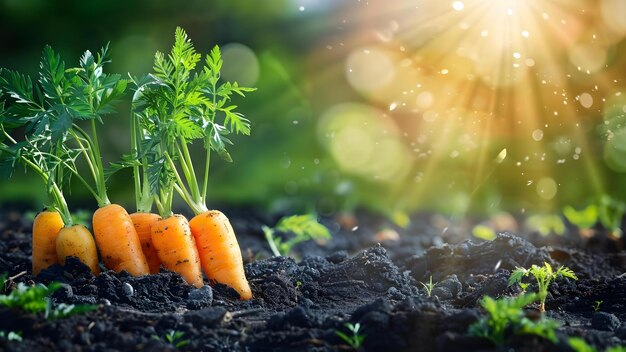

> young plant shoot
[508,262,578,312]
[135,28,255,298]
[469,293,560,345]
[262,214,331,257]
[0,47,100,275]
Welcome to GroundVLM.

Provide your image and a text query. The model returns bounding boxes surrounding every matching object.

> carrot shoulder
[189,210,252,300]
[56,224,100,275]
[151,214,203,288]
[32,211,64,276]
[129,212,162,274]
[92,204,149,276]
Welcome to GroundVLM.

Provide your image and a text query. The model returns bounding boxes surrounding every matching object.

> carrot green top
[127,27,255,218]
[0,44,127,215]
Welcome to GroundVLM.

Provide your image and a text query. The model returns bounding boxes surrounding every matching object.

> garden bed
[0,208,625,351]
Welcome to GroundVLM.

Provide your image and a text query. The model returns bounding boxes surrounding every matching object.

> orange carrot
[32,211,64,276]
[129,212,162,274]
[92,204,149,276]
[55,224,100,275]
[150,214,203,288]
[189,210,251,300]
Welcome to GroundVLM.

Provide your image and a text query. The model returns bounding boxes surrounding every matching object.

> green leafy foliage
[129,27,256,216]
[335,322,366,350]
[0,275,96,320]
[598,195,625,237]
[152,330,189,348]
[472,224,497,241]
[468,293,559,345]
[525,214,566,236]
[563,204,599,230]
[0,278,59,314]
[569,337,626,352]
[134,27,255,164]
[0,42,126,217]
[0,330,22,342]
[45,302,98,320]
[508,262,578,312]
[262,214,331,257]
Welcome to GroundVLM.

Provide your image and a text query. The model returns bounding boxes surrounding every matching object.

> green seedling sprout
[419,275,438,297]
[335,322,366,350]
[472,224,496,241]
[262,214,331,257]
[563,204,598,231]
[508,262,578,312]
[525,214,566,237]
[165,330,190,348]
[0,275,96,320]
[569,337,626,352]
[468,293,559,345]
[152,330,189,348]
[598,195,625,238]
[0,330,22,342]
[592,300,603,312]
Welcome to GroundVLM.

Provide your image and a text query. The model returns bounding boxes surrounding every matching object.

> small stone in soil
[591,312,621,331]
[432,274,462,300]
[187,285,213,309]
[122,282,134,298]
[99,298,111,306]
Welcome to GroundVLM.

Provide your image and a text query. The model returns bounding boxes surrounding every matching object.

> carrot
[32,211,64,276]
[129,212,162,274]
[93,204,149,276]
[56,224,100,275]
[150,214,203,288]
[189,210,251,300]
[133,28,255,298]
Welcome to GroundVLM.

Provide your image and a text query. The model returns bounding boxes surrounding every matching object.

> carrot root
[32,211,64,276]
[130,212,162,274]
[93,204,149,276]
[189,210,252,300]
[151,214,204,288]
[56,224,100,275]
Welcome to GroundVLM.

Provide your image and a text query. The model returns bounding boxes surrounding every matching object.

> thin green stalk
[70,129,98,189]
[1,146,72,225]
[177,137,201,203]
[49,182,72,226]
[90,120,110,206]
[165,152,206,214]
[201,147,210,205]
[262,227,282,257]
[153,195,164,216]
[130,112,142,211]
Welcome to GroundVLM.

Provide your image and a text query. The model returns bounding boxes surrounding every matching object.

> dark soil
[0,208,625,351]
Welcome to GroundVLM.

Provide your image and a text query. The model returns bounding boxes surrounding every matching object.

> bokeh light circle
[221,43,260,86]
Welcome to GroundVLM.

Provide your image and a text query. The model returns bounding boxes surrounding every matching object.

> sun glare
[313,0,626,211]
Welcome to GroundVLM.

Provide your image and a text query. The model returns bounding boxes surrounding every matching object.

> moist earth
[0,209,625,351]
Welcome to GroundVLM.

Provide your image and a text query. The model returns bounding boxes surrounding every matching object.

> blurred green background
[1,0,626,219]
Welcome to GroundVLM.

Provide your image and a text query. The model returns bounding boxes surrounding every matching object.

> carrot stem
[201,146,211,206]
[90,119,110,206]
[0,142,72,225]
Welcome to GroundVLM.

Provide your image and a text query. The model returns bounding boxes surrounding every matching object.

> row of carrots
[34,207,250,300]
[1,28,253,300]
